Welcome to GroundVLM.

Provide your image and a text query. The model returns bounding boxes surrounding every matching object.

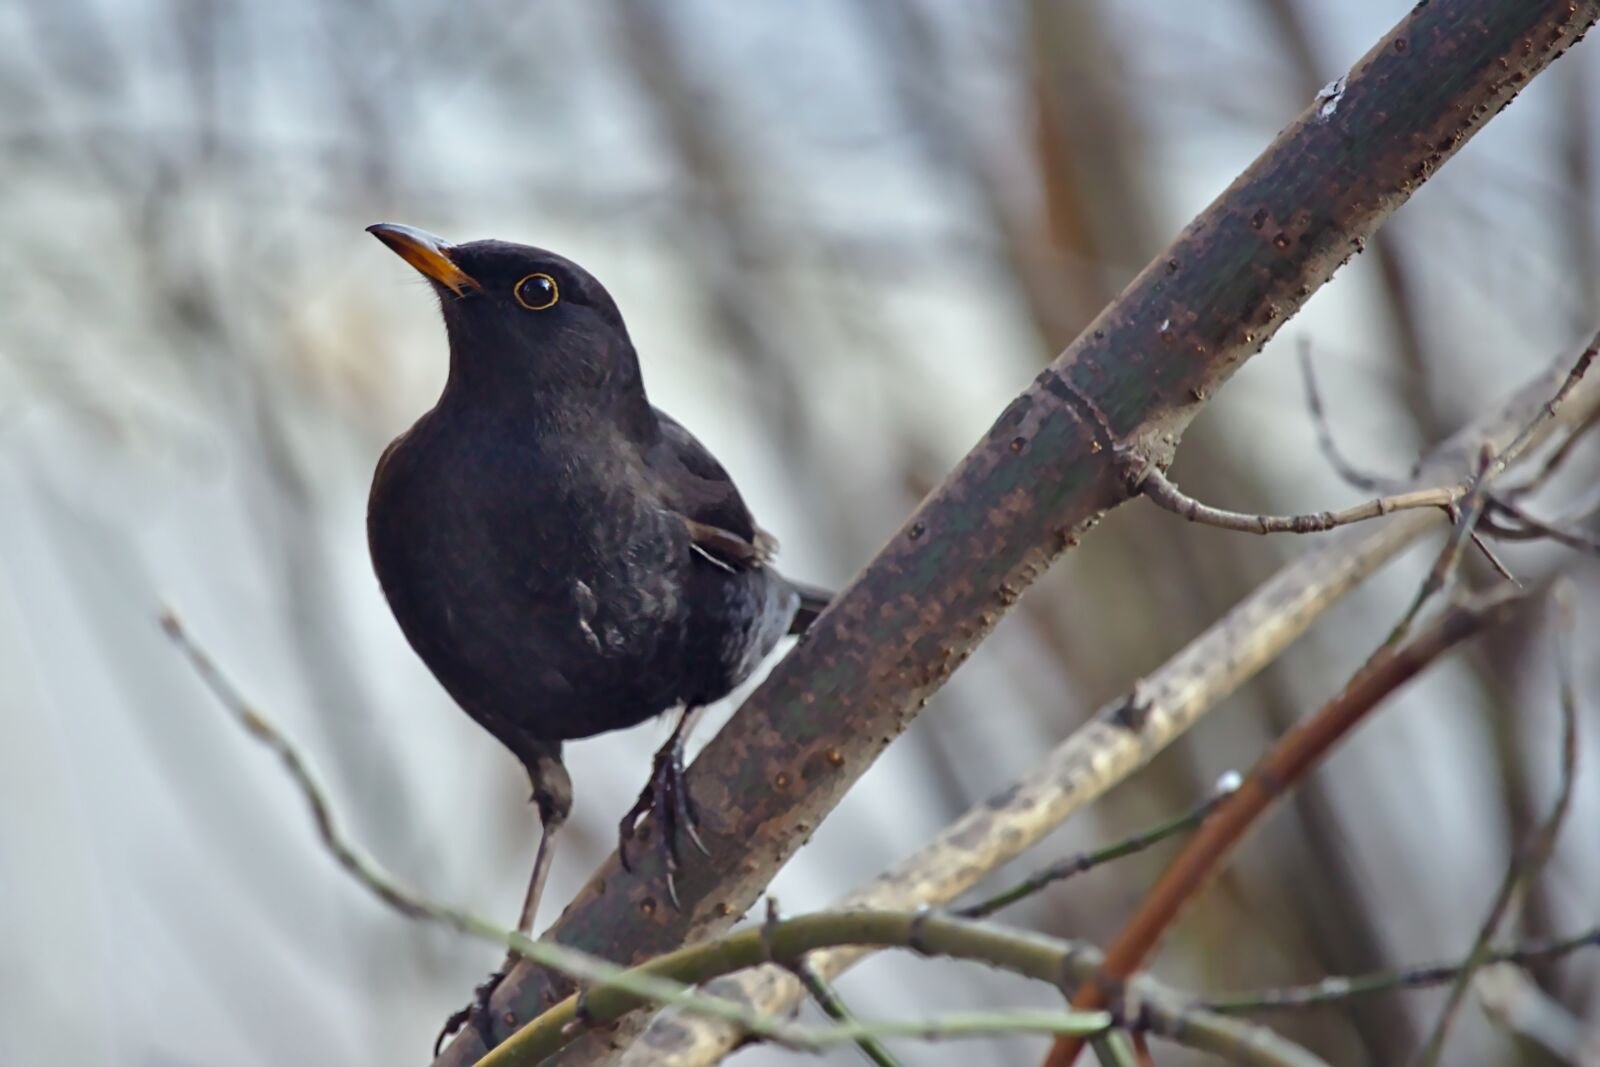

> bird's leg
[434,749,572,1056]
[618,706,709,906]
[515,755,572,937]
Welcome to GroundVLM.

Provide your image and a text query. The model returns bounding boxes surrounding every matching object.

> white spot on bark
[1317,76,1346,119]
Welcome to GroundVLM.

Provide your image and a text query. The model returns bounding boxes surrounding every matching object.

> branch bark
[436,3,1600,1063]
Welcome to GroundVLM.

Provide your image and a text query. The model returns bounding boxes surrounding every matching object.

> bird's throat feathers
[438,301,654,436]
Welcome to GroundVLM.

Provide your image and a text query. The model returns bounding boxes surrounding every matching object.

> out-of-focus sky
[2,2,1597,1065]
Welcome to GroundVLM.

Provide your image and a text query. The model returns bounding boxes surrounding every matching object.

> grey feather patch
[573,579,603,653]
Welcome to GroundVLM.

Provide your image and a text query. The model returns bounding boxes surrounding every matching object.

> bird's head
[367,223,645,417]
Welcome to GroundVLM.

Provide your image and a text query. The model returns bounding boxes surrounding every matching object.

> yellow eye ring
[514,273,559,310]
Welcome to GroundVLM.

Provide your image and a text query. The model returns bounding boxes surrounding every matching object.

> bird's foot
[433,968,506,1056]
[617,735,708,907]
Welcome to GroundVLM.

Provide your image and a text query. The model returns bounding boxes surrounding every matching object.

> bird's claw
[434,968,505,1056]
[617,736,708,906]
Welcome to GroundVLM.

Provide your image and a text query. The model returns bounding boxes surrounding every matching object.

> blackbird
[364,223,825,943]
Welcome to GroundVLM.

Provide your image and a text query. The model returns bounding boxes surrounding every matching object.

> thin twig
[956,772,1241,920]
[1487,497,1600,555]
[1089,1031,1140,1067]
[1197,927,1600,1013]
[1136,464,1458,535]
[1298,340,1394,492]
[1044,588,1530,1067]
[1411,584,1581,1066]
[1492,337,1600,473]
[1384,446,1500,649]
[1501,407,1600,498]
[791,960,903,1067]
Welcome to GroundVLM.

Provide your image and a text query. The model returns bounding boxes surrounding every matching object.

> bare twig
[160,608,429,923]
[1492,338,1600,473]
[1411,585,1581,1066]
[955,772,1241,920]
[1298,341,1394,492]
[1045,588,1531,1067]
[1196,927,1600,1013]
[1501,407,1600,498]
[1383,446,1502,648]
[1136,463,1458,535]
[790,960,902,1067]
[1487,497,1600,556]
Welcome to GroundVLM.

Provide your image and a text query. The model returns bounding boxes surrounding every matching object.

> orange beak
[366,223,479,296]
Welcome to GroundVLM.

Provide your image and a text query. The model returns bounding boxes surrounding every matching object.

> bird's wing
[645,409,777,571]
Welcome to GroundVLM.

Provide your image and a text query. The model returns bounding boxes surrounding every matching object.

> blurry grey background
[2,2,1597,1064]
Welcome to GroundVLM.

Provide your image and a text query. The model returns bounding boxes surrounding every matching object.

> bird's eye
[514,273,559,310]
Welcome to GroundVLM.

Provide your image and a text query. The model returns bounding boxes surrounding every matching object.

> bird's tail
[787,579,833,635]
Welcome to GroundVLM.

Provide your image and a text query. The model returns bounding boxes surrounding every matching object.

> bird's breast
[368,422,690,682]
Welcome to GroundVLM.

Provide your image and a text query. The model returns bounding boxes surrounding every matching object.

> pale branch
[955,772,1241,921]
[483,910,1331,1067]
[164,610,1132,1058]
[437,7,1600,1063]
[625,349,1600,1067]
[1412,584,1582,1067]
[1194,928,1600,1014]
[1476,964,1598,1062]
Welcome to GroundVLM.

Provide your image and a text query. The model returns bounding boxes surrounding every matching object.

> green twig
[1089,1031,1141,1067]
[956,772,1240,920]
[791,959,902,1067]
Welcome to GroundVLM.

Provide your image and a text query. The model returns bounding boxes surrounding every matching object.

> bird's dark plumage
[364,225,823,914]
[367,230,812,762]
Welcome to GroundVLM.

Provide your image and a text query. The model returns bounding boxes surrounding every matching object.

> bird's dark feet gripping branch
[365,223,827,1052]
